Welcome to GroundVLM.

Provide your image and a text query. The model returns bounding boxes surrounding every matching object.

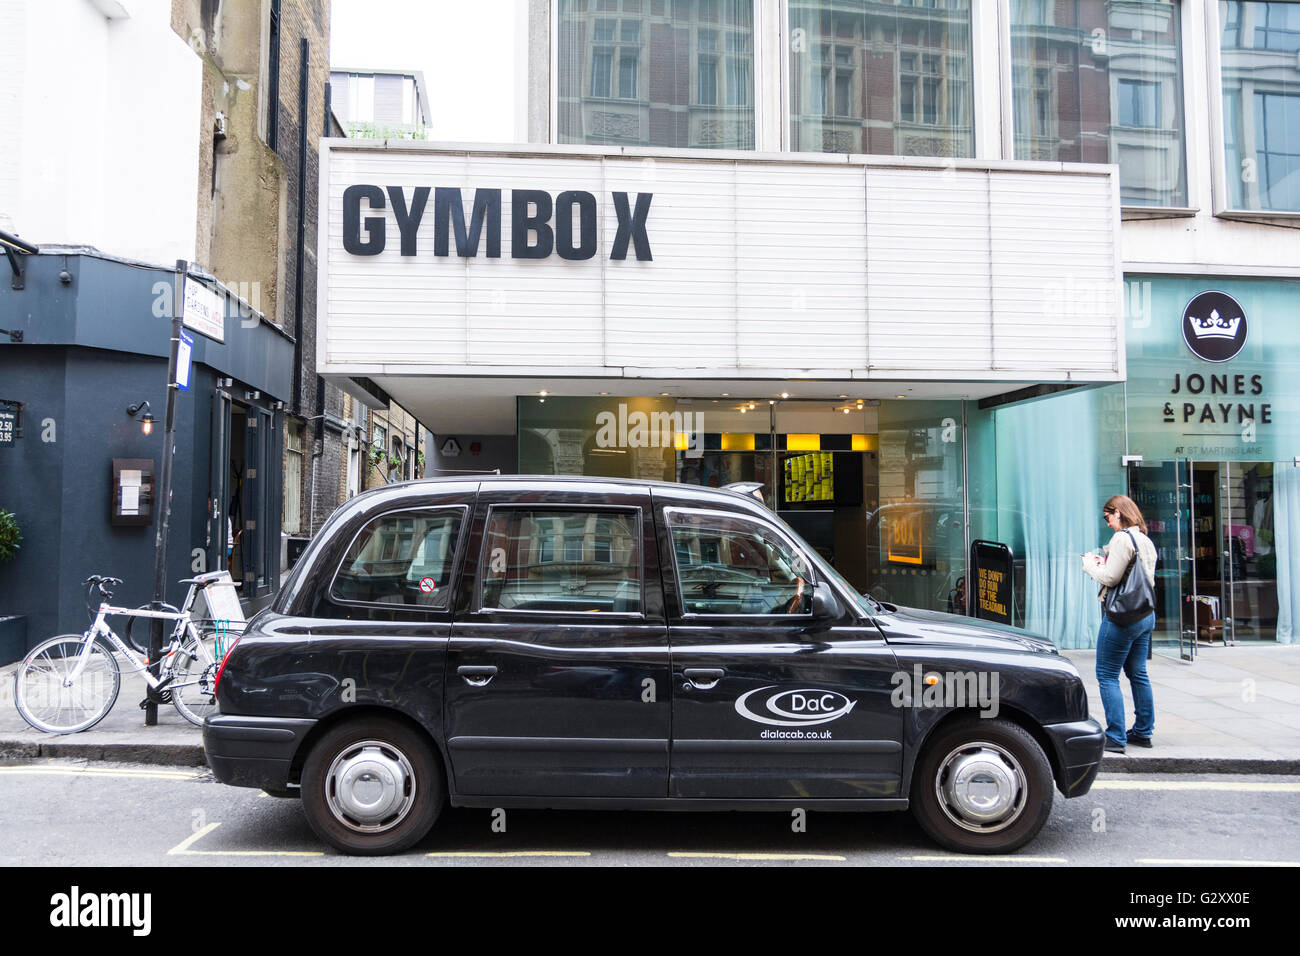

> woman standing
[1083,494,1158,753]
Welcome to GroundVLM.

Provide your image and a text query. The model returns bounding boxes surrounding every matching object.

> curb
[3,739,1298,775]
[0,740,206,766]
[1101,755,1300,775]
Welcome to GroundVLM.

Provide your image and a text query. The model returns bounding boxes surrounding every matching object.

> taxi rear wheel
[910,717,1053,855]
[301,716,443,855]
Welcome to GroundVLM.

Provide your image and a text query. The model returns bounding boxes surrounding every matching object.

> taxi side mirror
[811,584,841,623]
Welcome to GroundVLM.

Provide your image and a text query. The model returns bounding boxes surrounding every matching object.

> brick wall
[172,0,350,544]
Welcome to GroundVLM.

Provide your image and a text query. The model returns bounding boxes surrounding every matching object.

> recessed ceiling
[348,374,1040,435]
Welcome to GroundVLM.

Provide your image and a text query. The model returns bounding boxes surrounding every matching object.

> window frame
[664,506,819,621]
[782,0,976,156]
[1211,0,1300,220]
[473,503,647,618]
[327,505,469,614]
[551,0,766,149]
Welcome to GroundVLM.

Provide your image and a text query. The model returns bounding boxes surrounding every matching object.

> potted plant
[0,508,26,666]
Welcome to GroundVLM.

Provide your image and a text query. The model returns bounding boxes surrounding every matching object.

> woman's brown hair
[1104,494,1148,534]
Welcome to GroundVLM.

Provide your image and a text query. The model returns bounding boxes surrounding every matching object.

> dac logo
[734,686,856,727]
[1182,290,1247,363]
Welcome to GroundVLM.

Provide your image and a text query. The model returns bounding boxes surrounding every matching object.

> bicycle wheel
[15,635,121,734]
[168,632,220,727]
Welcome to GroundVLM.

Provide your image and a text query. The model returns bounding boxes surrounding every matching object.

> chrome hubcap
[325,740,416,833]
[935,742,1027,834]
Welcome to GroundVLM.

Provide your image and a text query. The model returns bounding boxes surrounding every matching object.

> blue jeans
[1095,611,1156,747]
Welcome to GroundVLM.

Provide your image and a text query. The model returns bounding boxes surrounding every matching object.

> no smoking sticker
[419,577,437,593]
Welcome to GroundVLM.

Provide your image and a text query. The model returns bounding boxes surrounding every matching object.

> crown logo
[1189,309,1241,340]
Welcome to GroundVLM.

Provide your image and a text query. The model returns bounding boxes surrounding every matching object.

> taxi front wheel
[910,717,1053,855]
[301,716,443,855]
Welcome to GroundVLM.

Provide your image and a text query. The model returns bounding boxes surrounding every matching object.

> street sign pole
[145,259,187,725]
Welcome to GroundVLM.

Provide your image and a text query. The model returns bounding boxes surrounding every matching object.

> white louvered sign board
[320,144,1121,383]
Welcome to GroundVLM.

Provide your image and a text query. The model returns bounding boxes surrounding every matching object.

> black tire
[910,717,1053,855]
[300,716,443,855]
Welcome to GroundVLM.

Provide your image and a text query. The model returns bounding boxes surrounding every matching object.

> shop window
[1011,0,1187,207]
[1221,2,1300,212]
[788,0,973,158]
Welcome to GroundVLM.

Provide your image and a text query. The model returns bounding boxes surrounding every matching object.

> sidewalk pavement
[1,645,1298,773]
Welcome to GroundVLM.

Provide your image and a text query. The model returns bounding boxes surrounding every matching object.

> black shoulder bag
[1103,529,1156,626]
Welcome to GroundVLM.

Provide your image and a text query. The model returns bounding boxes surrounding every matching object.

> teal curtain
[991,387,1124,648]
[1276,464,1300,644]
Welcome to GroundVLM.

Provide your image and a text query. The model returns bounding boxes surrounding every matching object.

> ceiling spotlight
[780,392,790,399]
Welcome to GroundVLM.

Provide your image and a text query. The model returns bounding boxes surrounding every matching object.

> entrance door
[1127,459,1195,660]
[1129,459,1283,660]
[208,389,232,573]
[1219,462,1279,643]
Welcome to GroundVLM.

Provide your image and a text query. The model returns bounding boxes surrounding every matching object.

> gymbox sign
[342,186,653,261]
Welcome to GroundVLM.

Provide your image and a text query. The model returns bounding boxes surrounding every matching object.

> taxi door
[657,493,904,800]
[444,481,671,799]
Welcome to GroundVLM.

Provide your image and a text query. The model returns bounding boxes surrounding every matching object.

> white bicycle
[13,572,243,734]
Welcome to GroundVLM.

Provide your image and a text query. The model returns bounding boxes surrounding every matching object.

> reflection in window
[1222,2,1300,211]
[668,511,812,615]
[558,0,755,149]
[480,510,642,613]
[1011,0,1187,207]
[788,0,973,158]
[332,510,463,609]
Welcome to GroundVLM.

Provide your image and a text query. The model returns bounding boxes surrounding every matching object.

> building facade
[315,0,1297,655]
[329,67,432,138]
[0,0,375,651]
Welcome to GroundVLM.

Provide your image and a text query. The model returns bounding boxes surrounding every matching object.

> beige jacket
[1083,529,1158,601]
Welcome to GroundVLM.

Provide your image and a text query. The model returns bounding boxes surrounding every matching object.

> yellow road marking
[899,855,1068,863]
[167,822,221,854]
[426,851,591,858]
[166,822,324,858]
[667,852,846,862]
[1094,780,1300,793]
[0,766,199,781]
[1136,858,1299,867]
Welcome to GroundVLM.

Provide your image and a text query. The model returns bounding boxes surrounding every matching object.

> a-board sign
[969,539,1014,626]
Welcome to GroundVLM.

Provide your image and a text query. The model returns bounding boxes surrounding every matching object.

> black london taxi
[203,476,1104,856]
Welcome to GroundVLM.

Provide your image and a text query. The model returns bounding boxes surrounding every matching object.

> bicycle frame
[68,604,199,689]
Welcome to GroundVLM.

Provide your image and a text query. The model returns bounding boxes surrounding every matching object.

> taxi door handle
[683,668,725,690]
[457,665,498,687]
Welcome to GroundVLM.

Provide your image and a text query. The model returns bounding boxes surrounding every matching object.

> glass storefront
[1010,0,1187,207]
[787,0,974,157]
[515,281,1300,656]
[1220,1,1300,212]
[556,0,756,149]
[518,395,969,606]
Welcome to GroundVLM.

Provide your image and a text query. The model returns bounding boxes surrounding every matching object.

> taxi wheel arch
[300,713,445,856]
[909,716,1054,855]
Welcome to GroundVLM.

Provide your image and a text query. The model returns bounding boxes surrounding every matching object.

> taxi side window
[479,509,642,613]
[668,510,812,616]
[330,508,463,610]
